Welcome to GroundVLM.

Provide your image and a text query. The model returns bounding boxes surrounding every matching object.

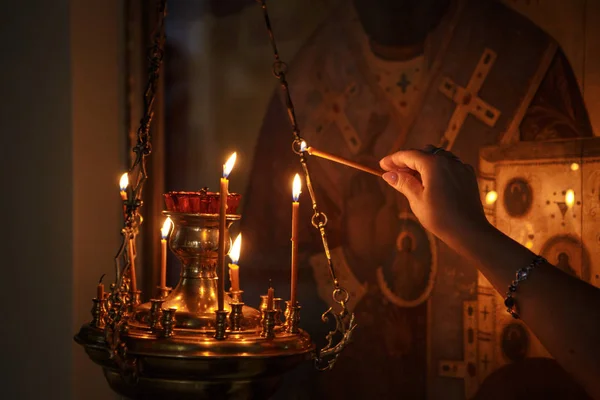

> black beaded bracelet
[504,255,547,319]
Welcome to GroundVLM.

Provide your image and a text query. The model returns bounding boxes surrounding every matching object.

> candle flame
[485,190,498,205]
[223,152,237,178]
[229,233,242,264]
[119,173,129,191]
[565,189,575,208]
[570,163,580,171]
[293,174,302,201]
[299,141,307,152]
[161,217,173,239]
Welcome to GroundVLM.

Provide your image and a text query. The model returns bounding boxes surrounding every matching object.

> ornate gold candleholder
[75,209,315,400]
[74,1,356,397]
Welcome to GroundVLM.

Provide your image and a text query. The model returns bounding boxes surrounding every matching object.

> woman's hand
[379,147,492,253]
[381,146,600,399]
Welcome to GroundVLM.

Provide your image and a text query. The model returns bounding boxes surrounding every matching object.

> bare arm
[380,148,600,399]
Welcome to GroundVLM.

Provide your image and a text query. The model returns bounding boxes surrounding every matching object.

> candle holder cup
[161,307,177,338]
[260,309,277,339]
[273,298,283,325]
[149,299,164,331]
[229,303,244,332]
[91,298,105,328]
[157,286,171,300]
[228,290,243,303]
[285,301,301,334]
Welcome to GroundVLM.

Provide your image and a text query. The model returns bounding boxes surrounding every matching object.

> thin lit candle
[160,217,173,289]
[228,234,242,292]
[218,152,237,311]
[290,174,301,307]
[120,172,136,292]
[300,141,382,177]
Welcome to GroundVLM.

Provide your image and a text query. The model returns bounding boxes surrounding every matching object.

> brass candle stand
[76,209,318,399]
[74,0,357,398]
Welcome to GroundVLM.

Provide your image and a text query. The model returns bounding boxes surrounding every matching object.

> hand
[379,146,493,254]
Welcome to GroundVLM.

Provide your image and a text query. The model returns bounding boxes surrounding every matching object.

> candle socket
[228,290,244,303]
[260,309,277,339]
[214,310,229,340]
[91,298,105,328]
[149,299,165,331]
[129,290,142,312]
[229,303,245,331]
[285,301,301,334]
[259,295,269,311]
[161,308,177,338]
[157,286,172,300]
[273,298,283,326]
[133,290,142,304]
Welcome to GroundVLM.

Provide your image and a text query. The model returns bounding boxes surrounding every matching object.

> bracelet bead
[504,255,546,319]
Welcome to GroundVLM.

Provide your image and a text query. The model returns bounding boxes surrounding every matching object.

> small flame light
[120,173,129,191]
[230,233,242,264]
[570,163,580,171]
[223,152,237,178]
[566,189,575,208]
[119,173,129,201]
[161,217,173,240]
[292,174,302,202]
[485,190,498,205]
[299,141,307,152]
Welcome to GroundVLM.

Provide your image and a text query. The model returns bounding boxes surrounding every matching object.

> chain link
[105,0,167,374]
[257,0,356,370]
[112,0,166,289]
[257,0,339,290]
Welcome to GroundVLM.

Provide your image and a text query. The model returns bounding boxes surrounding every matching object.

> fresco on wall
[239,0,594,398]
[165,0,596,398]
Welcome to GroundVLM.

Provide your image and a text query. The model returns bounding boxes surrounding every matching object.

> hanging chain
[257,0,356,371]
[104,0,167,379]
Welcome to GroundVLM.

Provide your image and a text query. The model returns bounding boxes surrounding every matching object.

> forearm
[455,224,600,399]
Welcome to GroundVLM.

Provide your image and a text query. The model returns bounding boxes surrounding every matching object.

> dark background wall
[0,0,123,398]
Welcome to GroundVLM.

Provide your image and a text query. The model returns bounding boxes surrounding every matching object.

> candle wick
[99,273,106,284]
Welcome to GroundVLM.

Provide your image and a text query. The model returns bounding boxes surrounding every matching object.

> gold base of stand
[76,321,314,400]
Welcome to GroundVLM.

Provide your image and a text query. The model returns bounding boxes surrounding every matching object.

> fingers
[379,149,433,174]
[382,170,423,202]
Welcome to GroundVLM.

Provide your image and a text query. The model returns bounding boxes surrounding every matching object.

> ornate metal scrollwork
[257,0,357,370]
[102,0,167,381]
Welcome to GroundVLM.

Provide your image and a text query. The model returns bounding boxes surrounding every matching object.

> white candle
[228,233,242,292]
[218,152,237,311]
[160,217,172,288]
[290,174,301,306]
